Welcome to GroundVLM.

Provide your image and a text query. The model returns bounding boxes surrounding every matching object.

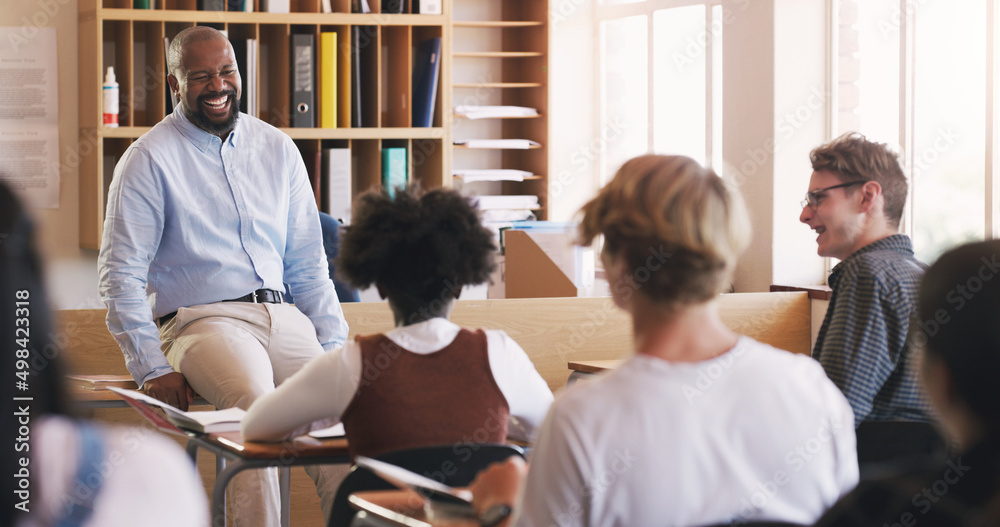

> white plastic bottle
[103,66,119,127]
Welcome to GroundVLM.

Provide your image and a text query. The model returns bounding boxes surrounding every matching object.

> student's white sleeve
[510,400,589,527]
[242,341,362,441]
[486,330,554,442]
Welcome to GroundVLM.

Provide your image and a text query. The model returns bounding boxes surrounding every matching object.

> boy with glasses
[800,133,942,474]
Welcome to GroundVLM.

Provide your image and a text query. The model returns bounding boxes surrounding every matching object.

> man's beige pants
[160,301,347,527]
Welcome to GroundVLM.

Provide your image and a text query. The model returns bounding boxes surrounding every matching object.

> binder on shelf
[198,0,225,10]
[416,0,442,14]
[382,0,404,13]
[227,0,244,10]
[133,0,153,8]
[291,34,316,128]
[231,38,258,117]
[351,27,365,127]
[321,0,333,12]
[352,0,372,12]
[412,37,442,128]
[319,32,338,129]
[323,148,353,223]
[261,0,290,13]
[381,147,407,199]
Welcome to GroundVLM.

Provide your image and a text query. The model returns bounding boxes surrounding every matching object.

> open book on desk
[108,387,245,435]
[355,456,474,510]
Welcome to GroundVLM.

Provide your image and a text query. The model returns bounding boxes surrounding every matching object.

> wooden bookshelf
[77,0,453,249]
[449,0,549,219]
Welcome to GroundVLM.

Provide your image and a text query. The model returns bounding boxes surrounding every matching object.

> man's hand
[143,372,195,411]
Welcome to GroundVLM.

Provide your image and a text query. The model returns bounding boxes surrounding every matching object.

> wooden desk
[567,359,623,374]
[567,359,623,385]
[68,385,211,410]
[349,489,478,527]
[185,431,350,527]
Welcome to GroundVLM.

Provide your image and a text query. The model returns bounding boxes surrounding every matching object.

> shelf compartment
[259,23,291,126]
[452,21,544,28]
[452,51,541,58]
[102,19,133,126]
[412,138,444,187]
[353,25,380,127]
[381,25,412,127]
[452,82,541,89]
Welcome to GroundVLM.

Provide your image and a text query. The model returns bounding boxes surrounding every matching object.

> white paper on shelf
[474,195,539,210]
[454,139,540,149]
[454,105,539,119]
[452,169,531,182]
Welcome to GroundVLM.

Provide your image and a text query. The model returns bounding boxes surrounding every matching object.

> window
[836,0,999,263]
[596,0,723,184]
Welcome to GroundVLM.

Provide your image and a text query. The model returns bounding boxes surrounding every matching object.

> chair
[318,212,360,303]
[328,443,525,527]
[284,212,360,304]
[856,420,948,480]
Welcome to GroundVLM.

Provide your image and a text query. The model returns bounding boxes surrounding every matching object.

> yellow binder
[319,32,338,128]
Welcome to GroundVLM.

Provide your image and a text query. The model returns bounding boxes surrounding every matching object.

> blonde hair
[578,155,751,307]
[810,132,908,227]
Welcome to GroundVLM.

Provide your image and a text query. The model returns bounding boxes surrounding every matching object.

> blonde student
[469,155,858,527]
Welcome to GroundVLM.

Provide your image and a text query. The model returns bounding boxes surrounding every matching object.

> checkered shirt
[814,234,934,427]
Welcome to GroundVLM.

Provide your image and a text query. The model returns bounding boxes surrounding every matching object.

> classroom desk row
[67,360,620,527]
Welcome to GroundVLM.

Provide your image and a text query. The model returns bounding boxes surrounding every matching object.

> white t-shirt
[243,318,554,442]
[18,416,208,527]
[513,337,859,527]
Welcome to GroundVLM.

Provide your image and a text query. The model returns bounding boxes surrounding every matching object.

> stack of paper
[454,105,539,119]
[475,195,539,210]
[453,139,540,150]
[452,169,532,182]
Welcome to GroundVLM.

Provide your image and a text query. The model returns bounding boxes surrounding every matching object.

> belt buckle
[251,290,260,303]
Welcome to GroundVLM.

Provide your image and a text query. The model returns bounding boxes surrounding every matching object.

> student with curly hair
[468,155,858,527]
[242,185,553,458]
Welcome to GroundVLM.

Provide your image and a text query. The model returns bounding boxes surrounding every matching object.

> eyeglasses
[800,181,866,210]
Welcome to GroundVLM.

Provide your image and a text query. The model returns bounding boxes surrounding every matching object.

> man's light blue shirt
[98,107,349,386]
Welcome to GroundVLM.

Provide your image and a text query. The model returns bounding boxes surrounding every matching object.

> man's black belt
[158,288,284,326]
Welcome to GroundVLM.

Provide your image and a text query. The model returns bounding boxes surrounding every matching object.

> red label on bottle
[103,113,118,126]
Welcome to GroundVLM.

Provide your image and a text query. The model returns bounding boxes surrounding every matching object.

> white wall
[721,0,827,292]
[546,0,599,222]
[2,0,103,310]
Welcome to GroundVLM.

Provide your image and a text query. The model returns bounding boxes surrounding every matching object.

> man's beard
[183,91,241,135]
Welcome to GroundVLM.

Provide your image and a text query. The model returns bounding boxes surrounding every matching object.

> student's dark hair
[1,181,72,526]
[918,239,1000,431]
[336,185,496,318]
